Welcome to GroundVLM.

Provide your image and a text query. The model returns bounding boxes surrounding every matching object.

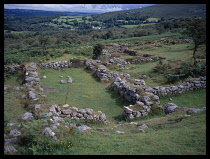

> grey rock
[28,91,36,99]
[60,80,67,84]
[4,85,10,91]
[4,146,17,153]
[67,77,73,83]
[6,123,15,127]
[152,95,159,101]
[188,108,204,113]
[164,103,179,114]
[99,113,106,121]
[78,109,86,114]
[137,124,148,129]
[34,104,41,110]
[61,109,72,115]
[9,129,22,136]
[21,112,33,120]
[116,131,124,134]
[78,125,91,132]
[4,138,18,144]
[40,127,57,139]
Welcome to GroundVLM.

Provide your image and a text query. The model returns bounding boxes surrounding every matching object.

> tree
[38,35,50,56]
[181,17,206,65]
[92,43,104,60]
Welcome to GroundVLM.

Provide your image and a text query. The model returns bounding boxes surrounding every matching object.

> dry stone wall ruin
[4,55,206,121]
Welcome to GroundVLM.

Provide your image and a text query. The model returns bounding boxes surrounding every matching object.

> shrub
[92,43,104,60]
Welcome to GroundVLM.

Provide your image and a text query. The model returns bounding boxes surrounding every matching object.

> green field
[4,33,206,155]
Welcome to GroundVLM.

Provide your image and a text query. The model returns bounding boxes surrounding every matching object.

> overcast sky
[4,4,154,13]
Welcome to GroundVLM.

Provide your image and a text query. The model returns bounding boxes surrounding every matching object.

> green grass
[160,89,206,108]
[40,67,130,121]
[4,33,206,155]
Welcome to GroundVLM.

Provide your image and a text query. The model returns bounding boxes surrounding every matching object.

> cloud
[4,4,154,13]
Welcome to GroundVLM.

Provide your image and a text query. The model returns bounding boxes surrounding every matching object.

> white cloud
[4,4,154,13]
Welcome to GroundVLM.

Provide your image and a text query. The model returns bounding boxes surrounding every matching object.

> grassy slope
[4,33,206,155]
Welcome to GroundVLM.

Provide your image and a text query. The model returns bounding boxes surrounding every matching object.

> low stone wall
[45,105,106,122]
[39,61,71,69]
[4,65,21,73]
[143,76,206,97]
[84,59,130,82]
[21,63,46,110]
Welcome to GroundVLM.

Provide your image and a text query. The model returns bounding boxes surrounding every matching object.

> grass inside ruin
[40,67,130,121]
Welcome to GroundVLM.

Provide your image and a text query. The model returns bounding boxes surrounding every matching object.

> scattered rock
[164,103,179,114]
[42,76,46,79]
[137,124,148,130]
[9,129,22,136]
[116,131,124,134]
[169,98,172,101]
[21,112,33,120]
[6,123,15,127]
[63,104,69,107]
[4,146,17,153]
[67,77,73,83]
[60,80,67,84]
[4,138,18,144]
[40,127,58,140]
[77,125,91,132]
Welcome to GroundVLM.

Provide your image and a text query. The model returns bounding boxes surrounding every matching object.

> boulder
[40,127,57,140]
[4,146,17,153]
[4,138,18,144]
[9,129,22,136]
[77,125,91,132]
[21,112,33,120]
[164,103,179,114]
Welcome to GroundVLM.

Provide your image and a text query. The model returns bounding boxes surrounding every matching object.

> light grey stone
[6,123,15,127]
[60,80,67,84]
[4,138,18,144]
[67,77,73,83]
[21,112,33,120]
[116,131,124,134]
[9,129,22,136]
[137,124,148,129]
[4,146,17,153]
[61,109,72,115]
[28,91,36,99]
[77,125,91,132]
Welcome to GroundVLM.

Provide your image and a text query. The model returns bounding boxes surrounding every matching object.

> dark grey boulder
[164,103,179,114]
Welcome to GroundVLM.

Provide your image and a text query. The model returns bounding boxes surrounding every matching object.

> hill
[92,4,206,21]
[4,9,99,17]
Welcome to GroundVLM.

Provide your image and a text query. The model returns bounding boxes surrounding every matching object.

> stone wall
[38,61,72,69]
[84,59,130,82]
[19,62,107,122]
[4,65,21,73]
[46,105,106,122]
[143,76,206,97]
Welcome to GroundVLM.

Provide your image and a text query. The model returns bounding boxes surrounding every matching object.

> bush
[92,43,104,60]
